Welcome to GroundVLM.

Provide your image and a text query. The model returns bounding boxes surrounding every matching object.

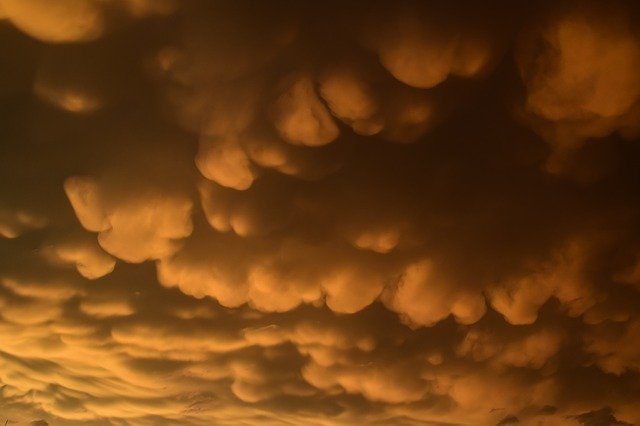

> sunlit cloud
[1,1,640,425]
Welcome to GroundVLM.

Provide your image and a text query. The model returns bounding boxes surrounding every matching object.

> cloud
[496,415,519,425]
[487,237,599,325]
[65,175,193,263]
[0,0,109,43]
[1,1,640,425]
[0,208,46,239]
[270,74,340,147]
[363,3,496,89]
[571,406,632,426]
[456,327,563,370]
[63,134,196,264]
[515,2,640,173]
[318,64,383,137]
[41,233,115,279]
[583,318,640,375]
[383,259,486,327]
[0,0,176,44]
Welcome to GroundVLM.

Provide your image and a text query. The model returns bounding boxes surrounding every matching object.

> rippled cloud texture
[1,0,640,425]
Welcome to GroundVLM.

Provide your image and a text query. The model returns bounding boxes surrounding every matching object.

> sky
[1,0,640,425]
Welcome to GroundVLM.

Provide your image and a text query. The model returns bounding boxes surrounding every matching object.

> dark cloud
[1,0,640,425]
[572,406,633,426]
[496,415,519,426]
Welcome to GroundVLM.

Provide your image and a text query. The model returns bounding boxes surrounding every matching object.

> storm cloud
[1,0,640,425]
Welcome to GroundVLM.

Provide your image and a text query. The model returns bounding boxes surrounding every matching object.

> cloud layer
[1,0,640,425]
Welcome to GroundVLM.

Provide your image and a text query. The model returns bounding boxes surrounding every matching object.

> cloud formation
[1,0,640,425]
[515,1,640,173]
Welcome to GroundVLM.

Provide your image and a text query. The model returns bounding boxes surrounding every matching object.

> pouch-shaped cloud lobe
[516,1,640,174]
[2,0,640,425]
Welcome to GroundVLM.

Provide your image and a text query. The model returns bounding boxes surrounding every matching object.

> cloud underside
[1,0,640,425]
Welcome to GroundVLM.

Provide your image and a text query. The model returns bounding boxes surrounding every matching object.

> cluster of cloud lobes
[516,1,640,174]
[2,0,640,425]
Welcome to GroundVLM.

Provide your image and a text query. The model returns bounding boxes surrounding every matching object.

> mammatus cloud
[515,1,640,174]
[0,0,175,43]
[362,2,497,90]
[1,0,640,425]
[383,259,486,327]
